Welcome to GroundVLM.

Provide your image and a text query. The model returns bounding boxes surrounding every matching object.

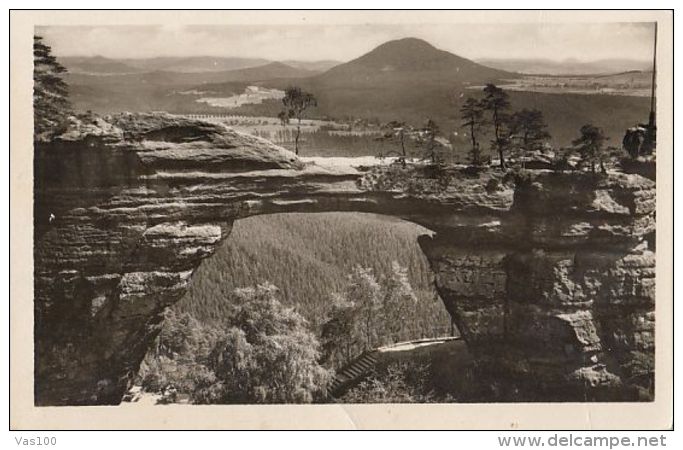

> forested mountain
[174,212,451,332]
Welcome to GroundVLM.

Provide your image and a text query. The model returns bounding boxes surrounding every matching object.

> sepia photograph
[9,9,673,431]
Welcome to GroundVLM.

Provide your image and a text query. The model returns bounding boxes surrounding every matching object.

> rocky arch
[33,114,655,405]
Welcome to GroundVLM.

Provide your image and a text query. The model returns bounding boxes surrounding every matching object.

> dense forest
[174,212,450,333]
[140,212,454,403]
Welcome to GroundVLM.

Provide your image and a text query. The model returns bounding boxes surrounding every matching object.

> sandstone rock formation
[34,113,656,405]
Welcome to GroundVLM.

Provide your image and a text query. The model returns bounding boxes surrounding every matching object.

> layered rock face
[416,173,656,401]
[34,114,656,405]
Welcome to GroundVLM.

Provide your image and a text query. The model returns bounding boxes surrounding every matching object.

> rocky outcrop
[34,114,656,405]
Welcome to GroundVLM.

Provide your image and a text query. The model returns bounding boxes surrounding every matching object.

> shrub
[138,309,225,397]
[572,124,609,173]
[34,35,72,140]
[342,361,440,403]
[140,284,332,404]
[200,284,332,403]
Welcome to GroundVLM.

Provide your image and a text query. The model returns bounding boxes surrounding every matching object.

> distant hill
[60,55,335,75]
[290,37,517,124]
[65,62,314,88]
[314,37,514,86]
[118,56,271,73]
[244,37,516,132]
[60,55,271,75]
[65,70,239,87]
[189,63,317,96]
[60,56,142,74]
[283,59,342,72]
[64,61,317,113]
[210,62,318,82]
[245,38,648,146]
[476,57,652,75]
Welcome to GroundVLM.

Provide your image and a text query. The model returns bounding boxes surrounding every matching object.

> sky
[36,21,656,63]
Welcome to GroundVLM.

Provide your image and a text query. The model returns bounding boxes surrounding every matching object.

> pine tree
[380,262,419,343]
[509,108,551,157]
[321,263,421,368]
[33,35,72,140]
[377,120,411,167]
[344,266,383,350]
[279,86,317,155]
[572,124,609,173]
[321,294,358,367]
[460,98,486,165]
[420,119,441,164]
[482,84,511,169]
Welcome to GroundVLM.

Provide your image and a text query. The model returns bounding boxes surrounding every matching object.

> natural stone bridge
[34,114,656,405]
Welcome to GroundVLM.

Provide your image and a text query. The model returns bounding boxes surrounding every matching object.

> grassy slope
[174,212,451,332]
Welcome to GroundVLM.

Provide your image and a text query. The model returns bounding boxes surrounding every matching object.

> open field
[194,86,285,108]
